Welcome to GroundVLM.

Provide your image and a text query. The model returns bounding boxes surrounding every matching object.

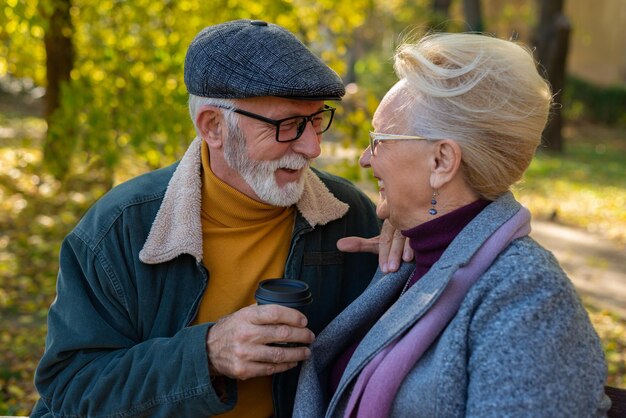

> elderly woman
[294,33,609,417]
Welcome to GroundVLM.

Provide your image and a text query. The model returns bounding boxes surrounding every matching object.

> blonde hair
[394,33,552,200]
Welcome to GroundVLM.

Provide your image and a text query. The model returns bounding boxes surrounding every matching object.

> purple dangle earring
[429,191,439,215]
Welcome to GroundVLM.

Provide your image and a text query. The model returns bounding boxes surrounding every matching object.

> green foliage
[0,0,46,84]
[563,76,626,127]
[2,0,439,180]
[586,307,626,389]
[0,117,111,414]
[514,123,626,243]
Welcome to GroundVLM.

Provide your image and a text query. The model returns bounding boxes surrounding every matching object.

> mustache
[265,154,310,171]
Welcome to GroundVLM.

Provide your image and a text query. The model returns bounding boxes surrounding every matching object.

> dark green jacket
[32,138,380,418]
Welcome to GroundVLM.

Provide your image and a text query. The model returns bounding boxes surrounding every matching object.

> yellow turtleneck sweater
[195,140,295,417]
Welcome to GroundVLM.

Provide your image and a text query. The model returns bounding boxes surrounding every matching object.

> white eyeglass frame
[368,131,432,156]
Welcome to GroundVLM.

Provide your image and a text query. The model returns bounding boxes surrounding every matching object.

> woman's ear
[196,107,226,149]
[429,139,463,189]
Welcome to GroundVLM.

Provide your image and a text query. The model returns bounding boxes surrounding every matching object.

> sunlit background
[1,0,625,414]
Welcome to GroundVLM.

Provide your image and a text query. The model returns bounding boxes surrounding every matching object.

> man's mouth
[275,166,305,185]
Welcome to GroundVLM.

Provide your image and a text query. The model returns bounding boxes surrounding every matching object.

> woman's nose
[359,147,372,168]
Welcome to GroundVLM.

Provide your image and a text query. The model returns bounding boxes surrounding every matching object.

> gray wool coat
[294,192,610,418]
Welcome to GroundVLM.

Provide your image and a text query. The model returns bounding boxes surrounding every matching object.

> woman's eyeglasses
[368,132,431,156]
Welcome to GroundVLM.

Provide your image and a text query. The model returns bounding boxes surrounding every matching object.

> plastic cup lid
[255,278,312,305]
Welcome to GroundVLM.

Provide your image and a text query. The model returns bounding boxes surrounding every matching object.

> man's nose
[291,122,322,159]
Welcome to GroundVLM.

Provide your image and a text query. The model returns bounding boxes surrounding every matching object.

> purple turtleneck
[401,198,491,289]
[328,198,491,394]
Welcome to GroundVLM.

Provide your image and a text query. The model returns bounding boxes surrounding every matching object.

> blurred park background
[1,0,625,414]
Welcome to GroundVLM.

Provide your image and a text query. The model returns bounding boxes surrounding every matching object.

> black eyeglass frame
[217,104,336,143]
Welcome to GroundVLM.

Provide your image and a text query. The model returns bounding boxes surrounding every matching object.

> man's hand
[206,304,315,380]
[337,219,413,273]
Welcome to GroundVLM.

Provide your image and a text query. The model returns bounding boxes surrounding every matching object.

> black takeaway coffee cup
[255,278,313,312]
[255,278,313,347]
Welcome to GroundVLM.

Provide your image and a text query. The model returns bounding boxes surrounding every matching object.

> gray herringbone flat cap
[184,19,345,100]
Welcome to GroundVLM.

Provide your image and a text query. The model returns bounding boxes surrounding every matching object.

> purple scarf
[344,207,532,418]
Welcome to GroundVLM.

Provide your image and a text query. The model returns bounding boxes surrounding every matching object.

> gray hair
[188,94,238,136]
[394,33,552,200]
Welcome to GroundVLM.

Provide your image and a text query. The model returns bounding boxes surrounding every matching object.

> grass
[515,122,626,244]
[1,114,625,414]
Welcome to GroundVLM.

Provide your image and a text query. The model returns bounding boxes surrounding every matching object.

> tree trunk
[43,0,75,178]
[43,0,74,123]
[431,0,453,31]
[433,0,452,14]
[463,0,484,32]
[534,0,571,153]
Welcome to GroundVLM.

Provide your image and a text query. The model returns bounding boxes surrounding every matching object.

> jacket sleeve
[461,248,608,418]
[33,232,236,418]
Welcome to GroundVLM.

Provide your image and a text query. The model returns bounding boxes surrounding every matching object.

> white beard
[223,124,309,207]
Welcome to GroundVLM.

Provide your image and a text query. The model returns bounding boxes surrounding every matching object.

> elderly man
[31,20,402,417]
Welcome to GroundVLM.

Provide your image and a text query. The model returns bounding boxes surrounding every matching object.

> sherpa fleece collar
[139,137,349,264]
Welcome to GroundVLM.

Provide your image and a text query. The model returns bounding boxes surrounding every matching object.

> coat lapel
[294,263,412,418]
[327,262,456,415]
[324,193,522,416]
[309,264,413,367]
[139,137,350,265]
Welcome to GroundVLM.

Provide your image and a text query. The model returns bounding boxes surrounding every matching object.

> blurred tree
[337,0,435,174]
[9,0,558,181]
[431,0,453,30]
[3,0,441,183]
[42,0,73,123]
[42,0,75,178]
[533,0,571,153]
[463,0,484,31]
[3,1,369,181]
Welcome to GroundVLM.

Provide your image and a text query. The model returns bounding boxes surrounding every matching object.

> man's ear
[196,106,226,148]
[429,139,463,189]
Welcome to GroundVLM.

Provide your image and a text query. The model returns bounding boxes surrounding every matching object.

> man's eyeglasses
[218,105,336,142]
[368,132,432,156]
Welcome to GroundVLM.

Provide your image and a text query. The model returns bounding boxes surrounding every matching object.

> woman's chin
[375,201,390,221]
